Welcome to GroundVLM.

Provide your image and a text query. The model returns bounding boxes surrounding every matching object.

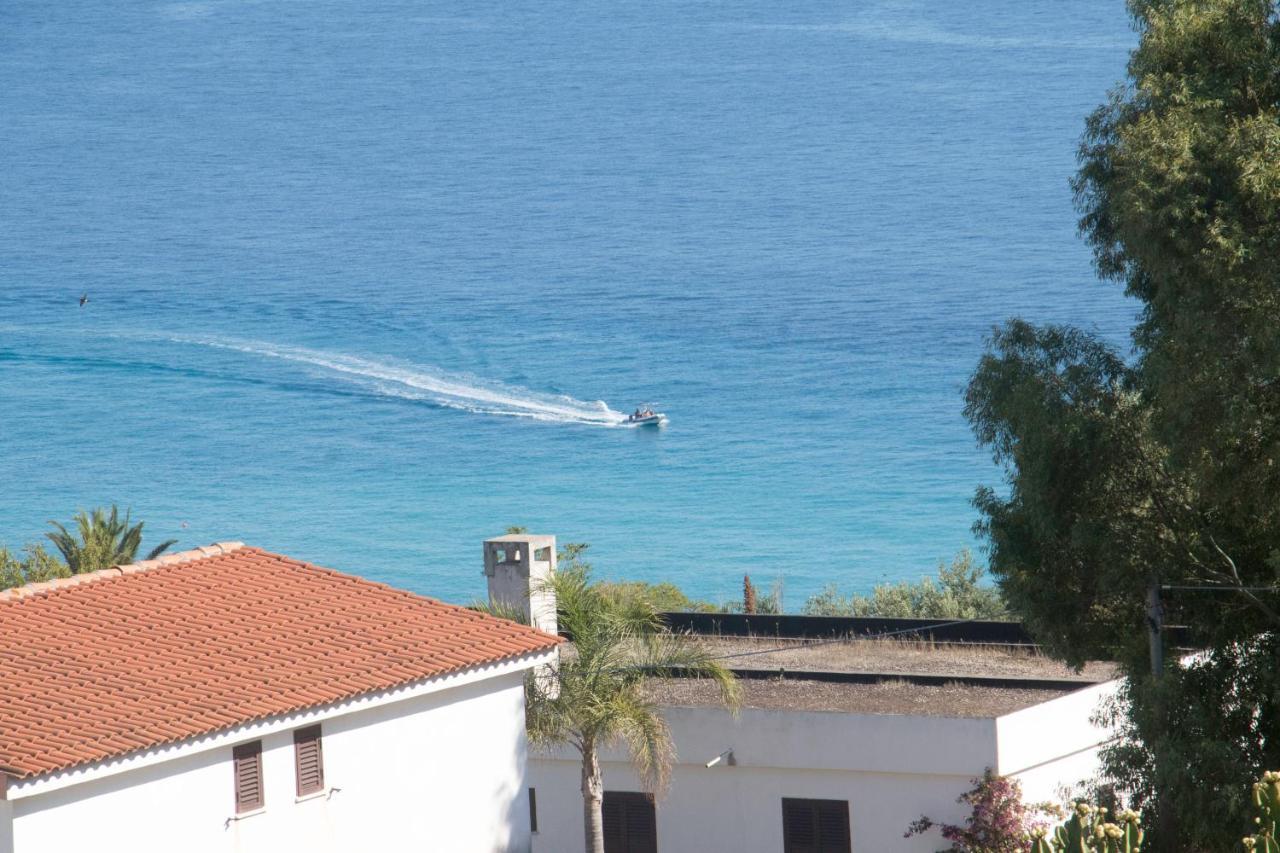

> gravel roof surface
[689,636,1118,682]
[645,676,1074,717]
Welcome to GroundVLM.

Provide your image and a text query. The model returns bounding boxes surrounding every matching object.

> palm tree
[496,550,739,853]
[46,505,176,575]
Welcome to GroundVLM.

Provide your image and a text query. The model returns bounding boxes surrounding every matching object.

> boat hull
[625,414,667,427]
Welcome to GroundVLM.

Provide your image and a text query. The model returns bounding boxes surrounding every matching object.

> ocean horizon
[1,0,1137,606]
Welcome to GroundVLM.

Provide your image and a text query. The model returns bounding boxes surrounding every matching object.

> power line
[1161,585,1280,592]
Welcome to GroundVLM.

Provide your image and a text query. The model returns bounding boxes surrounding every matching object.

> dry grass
[644,676,1071,717]
[684,635,1118,681]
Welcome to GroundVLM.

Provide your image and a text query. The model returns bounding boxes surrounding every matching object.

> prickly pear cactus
[1029,827,1054,853]
[1243,771,1280,852]
[1053,803,1092,852]
[1097,810,1143,853]
[1033,802,1142,853]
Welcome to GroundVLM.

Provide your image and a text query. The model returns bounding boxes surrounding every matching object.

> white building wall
[531,707,995,853]
[530,687,1118,853]
[0,795,12,853]
[9,669,534,853]
[996,680,1120,803]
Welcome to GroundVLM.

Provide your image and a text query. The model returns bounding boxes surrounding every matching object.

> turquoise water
[1,0,1136,605]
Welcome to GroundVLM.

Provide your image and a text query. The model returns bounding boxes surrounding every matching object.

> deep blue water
[1,0,1136,606]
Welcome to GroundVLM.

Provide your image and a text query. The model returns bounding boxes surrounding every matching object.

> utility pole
[1147,579,1164,676]
[1148,577,1173,853]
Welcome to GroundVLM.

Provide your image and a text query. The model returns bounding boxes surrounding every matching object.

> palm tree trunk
[581,738,605,853]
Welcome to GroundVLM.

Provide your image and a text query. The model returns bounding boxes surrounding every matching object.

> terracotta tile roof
[0,544,560,780]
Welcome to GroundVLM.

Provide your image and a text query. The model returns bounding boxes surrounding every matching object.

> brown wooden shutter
[781,798,850,853]
[233,741,264,813]
[602,791,657,853]
[293,725,324,796]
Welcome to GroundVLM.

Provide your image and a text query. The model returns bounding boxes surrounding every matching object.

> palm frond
[145,539,177,561]
[45,520,80,573]
[468,598,531,625]
[630,631,741,712]
[44,505,171,575]
[612,688,675,795]
[516,554,739,787]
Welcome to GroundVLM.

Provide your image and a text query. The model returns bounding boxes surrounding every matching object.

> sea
[0,0,1138,607]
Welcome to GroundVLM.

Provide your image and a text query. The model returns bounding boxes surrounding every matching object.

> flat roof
[688,636,1118,682]
[646,676,1074,717]
[640,635,1118,717]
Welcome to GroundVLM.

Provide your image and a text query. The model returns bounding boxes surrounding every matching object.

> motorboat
[625,406,667,427]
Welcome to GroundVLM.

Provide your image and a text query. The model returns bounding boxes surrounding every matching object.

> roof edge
[0,541,246,602]
[5,645,559,785]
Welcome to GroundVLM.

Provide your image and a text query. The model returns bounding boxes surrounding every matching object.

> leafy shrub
[0,545,69,591]
[803,550,1007,619]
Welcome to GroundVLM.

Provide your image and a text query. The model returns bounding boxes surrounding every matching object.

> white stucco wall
[996,680,1119,803]
[7,660,545,853]
[530,683,1119,853]
[0,796,12,853]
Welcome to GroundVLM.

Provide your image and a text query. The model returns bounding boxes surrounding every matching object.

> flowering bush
[906,769,1054,853]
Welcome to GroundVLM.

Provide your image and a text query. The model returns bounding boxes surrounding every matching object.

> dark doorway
[603,790,658,853]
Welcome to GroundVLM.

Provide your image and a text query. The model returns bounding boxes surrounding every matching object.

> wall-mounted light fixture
[704,748,735,768]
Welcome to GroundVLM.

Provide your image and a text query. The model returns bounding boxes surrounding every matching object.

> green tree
[0,545,70,590]
[46,505,176,575]
[965,1,1280,847]
[803,550,1008,619]
[495,546,739,853]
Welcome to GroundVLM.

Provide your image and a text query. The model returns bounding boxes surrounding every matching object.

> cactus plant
[1243,771,1280,852]
[1034,802,1142,853]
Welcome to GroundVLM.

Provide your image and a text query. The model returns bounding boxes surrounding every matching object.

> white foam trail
[168,336,628,426]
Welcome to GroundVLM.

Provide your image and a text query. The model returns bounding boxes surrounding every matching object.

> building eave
[6,647,553,801]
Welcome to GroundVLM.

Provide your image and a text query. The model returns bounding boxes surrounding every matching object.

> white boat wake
[167,336,629,427]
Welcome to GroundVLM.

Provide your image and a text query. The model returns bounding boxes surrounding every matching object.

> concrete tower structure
[483,533,558,638]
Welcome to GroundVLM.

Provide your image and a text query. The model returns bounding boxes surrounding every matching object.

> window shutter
[233,741,263,813]
[293,725,324,796]
[602,791,657,853]
[816,800,850,851]
[782,798,850,853]
[783,799,816,852]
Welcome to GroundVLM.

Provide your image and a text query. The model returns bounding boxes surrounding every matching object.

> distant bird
[78,293,89,307]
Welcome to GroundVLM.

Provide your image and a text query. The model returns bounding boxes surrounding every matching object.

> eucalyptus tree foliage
[964,321,1183,667]
[965,1,1280,847]
[1075,0,1280,580]
[46,505,176,575]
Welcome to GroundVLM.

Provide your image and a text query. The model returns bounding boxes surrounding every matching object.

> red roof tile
[0,544,560,780]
